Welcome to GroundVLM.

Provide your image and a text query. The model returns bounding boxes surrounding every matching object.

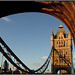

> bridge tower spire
[51,25,72,74]
[51,28,54,49]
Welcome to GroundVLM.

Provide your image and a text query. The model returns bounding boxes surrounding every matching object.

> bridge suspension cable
[0,37,53,74]
[70,45,74,73]
[0,37,74,74]
[33,46,53,74]
[0,37,32,73]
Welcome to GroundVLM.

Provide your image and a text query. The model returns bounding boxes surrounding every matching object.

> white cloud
[38,56,48,61]
[41,56,48,60]
[1,17,12,22]
[30,62,42,66]
[73,55,75,60]
[29,56,48,67]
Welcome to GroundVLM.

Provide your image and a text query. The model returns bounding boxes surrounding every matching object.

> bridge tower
[51,25,72,74]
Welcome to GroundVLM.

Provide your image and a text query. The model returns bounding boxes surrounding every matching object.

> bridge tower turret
[51,25,72,74]
[68,31,72,47]
[51,28,54,49]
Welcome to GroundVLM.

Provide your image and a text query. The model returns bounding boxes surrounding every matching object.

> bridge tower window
[66,51,68,54]
[61,41,63,44]
[57,41,58,44]
[61,36,63,39]
[59,41,60,44]
[59,59,63,63]
[64,41,65,46]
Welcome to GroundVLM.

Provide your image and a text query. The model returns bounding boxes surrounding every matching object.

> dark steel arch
[0,1,75,45]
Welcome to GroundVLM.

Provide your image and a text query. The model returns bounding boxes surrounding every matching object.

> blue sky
[0,12,75,72]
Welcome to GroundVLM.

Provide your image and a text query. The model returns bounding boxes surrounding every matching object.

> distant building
[51,25,72,74]
[3,60,9,72]
[13,70,20,74]
[0,67,1,71]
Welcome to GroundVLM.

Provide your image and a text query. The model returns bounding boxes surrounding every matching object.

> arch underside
[51,65,71,74]
[56,67,71,74]
[0,1,75,45]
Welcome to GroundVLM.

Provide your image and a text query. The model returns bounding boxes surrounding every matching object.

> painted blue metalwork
[34,46,53,73]
[0,46,30,73]
[40,60,50,74]
[0,37,32,73]
[0,37,53,74]
[70,45,74,73]
[0,37,74,74]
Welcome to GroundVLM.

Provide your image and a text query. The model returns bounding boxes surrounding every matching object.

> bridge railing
[34,46,53,74]
[0,46,30,73]
[0,37,32,73]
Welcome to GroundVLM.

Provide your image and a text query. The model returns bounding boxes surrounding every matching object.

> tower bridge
[0,25,74,74]
[0,1,75,74]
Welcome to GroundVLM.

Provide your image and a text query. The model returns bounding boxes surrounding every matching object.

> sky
[0,12,75,72]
